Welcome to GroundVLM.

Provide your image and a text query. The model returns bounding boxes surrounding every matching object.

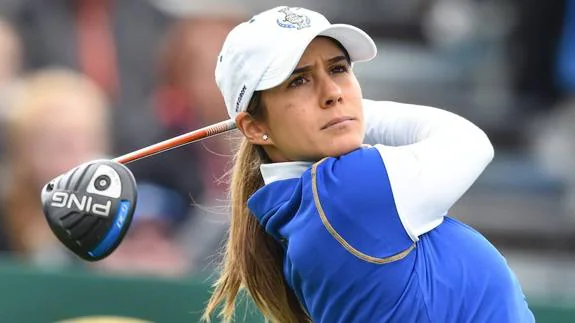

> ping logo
[277,7,311,30]
[51,191,111,217]
[235,85,247,112]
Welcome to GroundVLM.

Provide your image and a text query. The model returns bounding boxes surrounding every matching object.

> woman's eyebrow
[326,55,348,65]
[291,65,312,76]
[290,55,349,77]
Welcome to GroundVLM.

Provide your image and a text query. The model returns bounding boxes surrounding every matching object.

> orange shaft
[113,119,237,164]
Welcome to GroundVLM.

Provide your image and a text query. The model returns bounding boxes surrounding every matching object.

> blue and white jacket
[248,100,534,323]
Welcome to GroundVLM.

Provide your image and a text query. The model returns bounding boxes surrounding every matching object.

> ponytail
[202,93,310,323]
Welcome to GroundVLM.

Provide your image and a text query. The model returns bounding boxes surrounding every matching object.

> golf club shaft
[113,119,237,165]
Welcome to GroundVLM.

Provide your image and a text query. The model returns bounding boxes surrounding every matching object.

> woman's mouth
[321,117,355,130]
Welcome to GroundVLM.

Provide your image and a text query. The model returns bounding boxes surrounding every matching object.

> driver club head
[41,160,137,261]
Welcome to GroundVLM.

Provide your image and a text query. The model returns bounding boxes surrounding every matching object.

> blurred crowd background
[0,0,573,315]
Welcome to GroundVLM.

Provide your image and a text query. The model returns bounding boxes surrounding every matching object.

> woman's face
[255,37,365,162]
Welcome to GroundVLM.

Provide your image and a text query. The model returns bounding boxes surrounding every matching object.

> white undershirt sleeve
[362,99,494,240]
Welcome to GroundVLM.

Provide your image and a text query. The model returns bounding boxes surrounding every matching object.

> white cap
[215,6,377,119]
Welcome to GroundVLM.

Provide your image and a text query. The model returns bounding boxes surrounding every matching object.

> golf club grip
[113,119,237,165]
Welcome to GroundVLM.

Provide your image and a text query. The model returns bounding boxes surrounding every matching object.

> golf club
[40,119,237,261]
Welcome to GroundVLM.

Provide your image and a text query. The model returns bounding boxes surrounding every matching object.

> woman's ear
[235,112,272,146]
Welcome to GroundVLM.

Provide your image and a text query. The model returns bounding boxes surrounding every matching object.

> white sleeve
[362,99,494,240]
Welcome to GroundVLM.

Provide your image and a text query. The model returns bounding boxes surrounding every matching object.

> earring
[262,134,269,141]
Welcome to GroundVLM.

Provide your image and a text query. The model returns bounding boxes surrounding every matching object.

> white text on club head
[50,192,111,217]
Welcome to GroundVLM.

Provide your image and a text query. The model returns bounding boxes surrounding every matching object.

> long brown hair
[202,93,310,322]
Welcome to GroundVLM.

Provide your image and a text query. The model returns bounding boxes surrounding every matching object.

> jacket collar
[260,161,313,185]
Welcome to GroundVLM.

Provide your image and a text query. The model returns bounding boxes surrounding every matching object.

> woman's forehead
[297,37,346,66]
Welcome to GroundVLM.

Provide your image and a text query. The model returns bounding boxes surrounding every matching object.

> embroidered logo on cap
[277,7,311,30]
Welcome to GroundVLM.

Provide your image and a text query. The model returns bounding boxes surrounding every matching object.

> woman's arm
[362,99,494,240]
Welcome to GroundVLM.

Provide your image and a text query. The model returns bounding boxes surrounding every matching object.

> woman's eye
[288,76,308,88]
[330,64,349,74]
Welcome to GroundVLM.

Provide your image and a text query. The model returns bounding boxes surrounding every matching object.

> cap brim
[320,24,377,63]
[256,23,377,91]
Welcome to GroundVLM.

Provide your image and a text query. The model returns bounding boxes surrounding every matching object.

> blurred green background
[0,258,572,323]
[0,258,264,323]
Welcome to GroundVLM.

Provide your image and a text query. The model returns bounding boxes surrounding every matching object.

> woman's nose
[319,78,343,109]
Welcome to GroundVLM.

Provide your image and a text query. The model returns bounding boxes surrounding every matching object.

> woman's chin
[323,136,364,158]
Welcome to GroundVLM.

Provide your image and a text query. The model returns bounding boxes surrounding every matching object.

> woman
[203,6,534,323]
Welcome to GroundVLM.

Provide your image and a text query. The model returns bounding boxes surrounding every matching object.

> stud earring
[262,134,269,141]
